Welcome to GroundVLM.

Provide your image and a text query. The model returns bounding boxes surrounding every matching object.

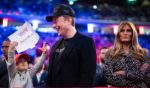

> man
[95,46,109,86]
[46,4,96,87]
[0,39,10,87]
[99,46,109,67]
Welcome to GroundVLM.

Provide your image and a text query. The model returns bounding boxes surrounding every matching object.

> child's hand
[40,42,47,54]
[8,41,18,52]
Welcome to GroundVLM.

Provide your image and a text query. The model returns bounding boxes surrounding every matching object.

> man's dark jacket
[0,59,9,87]
[46,32,96,87]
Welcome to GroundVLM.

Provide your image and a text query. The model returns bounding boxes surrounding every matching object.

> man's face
[100,48,108,60]
[2,41,10,57]
[52,16,69,37]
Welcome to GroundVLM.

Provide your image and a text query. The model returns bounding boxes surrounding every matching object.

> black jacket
[95,64,107,86]
[32,71,48,87]
[46,32,96,87]
[0,60,9,87]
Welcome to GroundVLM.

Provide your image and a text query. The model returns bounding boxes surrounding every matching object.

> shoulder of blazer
[76,32,93,42]
[54,38,63,45]
[51,38,63,49]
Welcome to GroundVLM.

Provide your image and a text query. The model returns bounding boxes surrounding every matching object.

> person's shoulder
[105,47,114,58]
[52,38,63,46]
[43,70,48,75]
[55,38,63,43]
[0,57,6,63]
[77,32,93,41]
[141,48,149,55]
[107,47,114,53]
[140,48,149,60]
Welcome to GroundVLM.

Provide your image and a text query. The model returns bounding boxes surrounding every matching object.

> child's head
[15,54,30,72]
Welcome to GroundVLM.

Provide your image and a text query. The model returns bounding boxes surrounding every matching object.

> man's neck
[64,26,77,39]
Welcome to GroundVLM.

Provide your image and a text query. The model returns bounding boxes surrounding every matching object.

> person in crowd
[0,39,10,87]
[95,46,109,86]
[32,48,48,87]
[104,21,149,87]
[7,42,47,88]
[46,4,96,87]
[99,46,109,67]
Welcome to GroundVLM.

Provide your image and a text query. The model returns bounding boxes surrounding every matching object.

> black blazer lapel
[48,39,63,75]
[51,39,63,56]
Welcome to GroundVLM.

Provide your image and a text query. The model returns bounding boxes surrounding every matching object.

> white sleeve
[29,53,46,77]
[7,51,17,78]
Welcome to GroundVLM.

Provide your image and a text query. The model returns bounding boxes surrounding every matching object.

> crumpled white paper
[8,22,39,53]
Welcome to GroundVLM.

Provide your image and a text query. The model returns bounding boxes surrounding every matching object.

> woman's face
[119,25,132,43]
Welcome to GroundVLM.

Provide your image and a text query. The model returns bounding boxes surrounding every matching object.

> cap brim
[46,16,53,22]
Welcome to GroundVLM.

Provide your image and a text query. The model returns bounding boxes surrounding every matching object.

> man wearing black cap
[46,4,96,87]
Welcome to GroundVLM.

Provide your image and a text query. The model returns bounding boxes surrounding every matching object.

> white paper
[8,22,39,53]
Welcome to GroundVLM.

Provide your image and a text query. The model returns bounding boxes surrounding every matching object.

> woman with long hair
[104,21,149,87]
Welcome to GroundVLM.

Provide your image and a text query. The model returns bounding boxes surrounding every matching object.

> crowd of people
[0,0,150,22]
[0,4,150,88]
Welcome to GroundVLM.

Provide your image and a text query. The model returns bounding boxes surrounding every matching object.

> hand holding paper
[8,41,18,52]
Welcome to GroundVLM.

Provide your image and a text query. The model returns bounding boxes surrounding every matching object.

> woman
[104,21,148,87]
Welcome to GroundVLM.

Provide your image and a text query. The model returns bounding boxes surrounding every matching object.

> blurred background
[0,0,150,63]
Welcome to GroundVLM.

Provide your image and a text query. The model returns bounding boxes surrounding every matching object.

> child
[7,41,47,88]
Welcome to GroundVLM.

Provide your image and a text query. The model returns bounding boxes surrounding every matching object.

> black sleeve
[0,61,7,77]
[79,38,96,86]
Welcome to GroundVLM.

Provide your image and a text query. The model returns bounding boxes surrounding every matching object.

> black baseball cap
[46,4,75,22]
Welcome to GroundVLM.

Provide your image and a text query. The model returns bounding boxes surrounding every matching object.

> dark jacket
[94,64,107,87]
[0,59,9,87]
[46,32,96,87]
[32,71,48,88]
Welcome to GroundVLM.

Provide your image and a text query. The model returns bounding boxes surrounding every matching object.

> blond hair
[110,21,147,60]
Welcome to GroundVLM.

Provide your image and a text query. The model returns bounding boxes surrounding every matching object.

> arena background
[0,0,150,63]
